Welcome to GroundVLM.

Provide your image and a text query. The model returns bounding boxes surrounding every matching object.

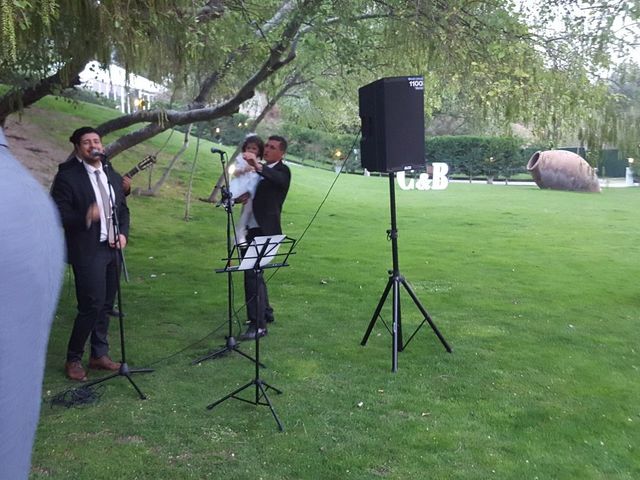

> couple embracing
[227,134,291,340]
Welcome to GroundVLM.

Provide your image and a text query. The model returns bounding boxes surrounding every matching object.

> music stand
[207,234,295,431]
[361,173,452,372]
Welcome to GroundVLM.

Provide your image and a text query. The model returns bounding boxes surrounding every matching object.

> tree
[1,0,639,164]
[606,61,640,161]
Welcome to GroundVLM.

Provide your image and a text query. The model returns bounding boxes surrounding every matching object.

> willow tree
[1,0,638,159]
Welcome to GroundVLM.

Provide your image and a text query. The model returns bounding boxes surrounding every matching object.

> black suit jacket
[252,161,291,235]
[51,160,130,266]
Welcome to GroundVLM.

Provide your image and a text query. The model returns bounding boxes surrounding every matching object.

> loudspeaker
[358,76,425,173]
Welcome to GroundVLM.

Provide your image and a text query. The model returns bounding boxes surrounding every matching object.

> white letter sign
[395,163,449,191]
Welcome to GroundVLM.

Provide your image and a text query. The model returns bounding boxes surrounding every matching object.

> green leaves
[0,0,17,62]
[3,0,639,158]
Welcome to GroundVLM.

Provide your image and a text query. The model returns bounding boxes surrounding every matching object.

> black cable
[146,319,228,368]
[297,133,361,247]
[264,132,361,284]
[50,384,105,408]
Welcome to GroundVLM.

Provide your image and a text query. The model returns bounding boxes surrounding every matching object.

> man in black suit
[237,135,291,339]
[51,127,130,381]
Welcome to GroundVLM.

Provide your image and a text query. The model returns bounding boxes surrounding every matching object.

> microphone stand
[82,155,154,398]
[192,150,260,366]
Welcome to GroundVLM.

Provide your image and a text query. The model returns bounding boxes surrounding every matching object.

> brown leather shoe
[88,355,121,371]
[65,361,88,382]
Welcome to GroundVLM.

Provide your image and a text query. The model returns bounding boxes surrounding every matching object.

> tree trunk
[184,135,202,221]
[98,0,315,160]
[0,52,92,126]
[139,125,192,196]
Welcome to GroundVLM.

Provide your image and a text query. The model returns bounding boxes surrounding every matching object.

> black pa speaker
[358,76,425,173]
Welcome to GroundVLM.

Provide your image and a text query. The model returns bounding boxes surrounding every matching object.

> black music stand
[361,173,452,372]
[207,234,295,431]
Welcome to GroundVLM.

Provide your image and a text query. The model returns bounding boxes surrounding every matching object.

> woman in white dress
[228,135,264,244]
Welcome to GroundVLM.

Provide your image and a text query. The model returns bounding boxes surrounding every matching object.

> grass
[22,98,640,479]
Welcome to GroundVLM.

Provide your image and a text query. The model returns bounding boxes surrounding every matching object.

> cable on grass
[49,384,105,408]
[264,132,361,285]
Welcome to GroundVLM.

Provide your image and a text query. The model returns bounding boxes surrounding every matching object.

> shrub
[280,123,359,168]
[59,88,119,110]
[426,135,526,179]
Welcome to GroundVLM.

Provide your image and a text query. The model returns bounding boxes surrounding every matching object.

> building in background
[79,61,166,113]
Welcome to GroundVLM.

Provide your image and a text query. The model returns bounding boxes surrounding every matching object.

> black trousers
[67,243,117,362]
[244,228,274,329]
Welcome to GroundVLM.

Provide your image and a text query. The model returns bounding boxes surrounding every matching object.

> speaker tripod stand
[361,173,452,372]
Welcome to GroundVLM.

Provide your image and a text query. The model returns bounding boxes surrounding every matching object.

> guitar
[124,155,156,179]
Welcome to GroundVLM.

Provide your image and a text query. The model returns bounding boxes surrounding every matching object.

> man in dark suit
[51,127,130,381]
[56,149,131,320]
[237,135,291,339]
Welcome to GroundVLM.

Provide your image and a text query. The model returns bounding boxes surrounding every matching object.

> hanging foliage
[0,0,638,157]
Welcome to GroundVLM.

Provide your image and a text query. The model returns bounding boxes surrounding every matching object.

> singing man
[51,127,129,381]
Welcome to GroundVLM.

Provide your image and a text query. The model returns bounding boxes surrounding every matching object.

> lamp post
[334,149,342,173]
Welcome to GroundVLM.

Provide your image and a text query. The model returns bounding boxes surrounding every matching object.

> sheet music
[238,234,286,270]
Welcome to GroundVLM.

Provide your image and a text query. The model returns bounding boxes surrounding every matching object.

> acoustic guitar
[124,155,156,178]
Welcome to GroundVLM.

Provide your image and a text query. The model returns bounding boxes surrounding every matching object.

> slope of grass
[23,98,640,479]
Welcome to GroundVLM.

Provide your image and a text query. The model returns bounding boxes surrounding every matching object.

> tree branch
[101,0,321,158]
[0,52,92,126]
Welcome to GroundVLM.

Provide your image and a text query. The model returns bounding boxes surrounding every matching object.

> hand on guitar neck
[122,175,132,196]
[121,155,157,196]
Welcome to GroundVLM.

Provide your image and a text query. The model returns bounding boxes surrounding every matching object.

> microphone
[91,150,109,167]
[211,148,226,155]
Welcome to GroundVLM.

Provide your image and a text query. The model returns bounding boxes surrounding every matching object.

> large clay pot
[527,150,600,193]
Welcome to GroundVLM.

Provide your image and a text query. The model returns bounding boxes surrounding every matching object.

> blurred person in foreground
[0,127,64,479]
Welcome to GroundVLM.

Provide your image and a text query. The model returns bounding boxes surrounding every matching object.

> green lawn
[26,98,640,479]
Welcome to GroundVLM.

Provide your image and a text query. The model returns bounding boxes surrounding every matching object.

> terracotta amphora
[527,150,600,192]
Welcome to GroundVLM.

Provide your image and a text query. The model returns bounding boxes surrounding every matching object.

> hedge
[426,135,526,179]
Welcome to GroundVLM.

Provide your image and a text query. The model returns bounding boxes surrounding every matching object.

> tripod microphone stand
[82,157,154,399]
[192,151,259,366]
[361,172,452,372]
